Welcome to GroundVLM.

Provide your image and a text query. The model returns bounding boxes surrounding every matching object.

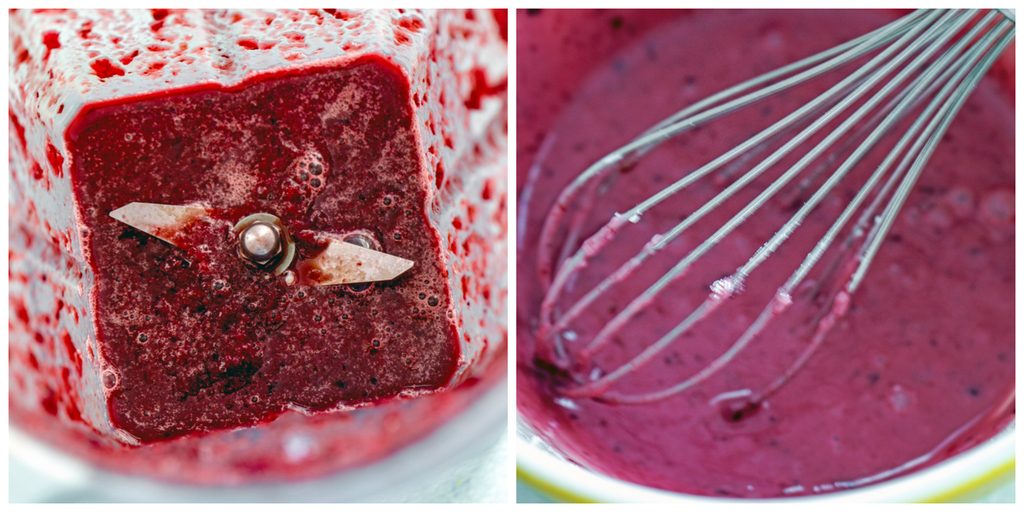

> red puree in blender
[72,58,460,442]
[11,9,507,482]
[518,10,1014,497]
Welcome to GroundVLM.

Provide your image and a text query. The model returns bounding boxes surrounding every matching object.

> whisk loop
[535,9,1015,405]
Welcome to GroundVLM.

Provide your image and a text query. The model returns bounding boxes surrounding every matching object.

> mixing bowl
[517,421,1013,502]
[515,8,1015,502]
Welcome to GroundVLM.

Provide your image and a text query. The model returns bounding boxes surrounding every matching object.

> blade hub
[232,213,295,274]
[239,221,283,263]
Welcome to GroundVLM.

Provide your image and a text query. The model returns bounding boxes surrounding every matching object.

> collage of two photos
[6,6,1016,505]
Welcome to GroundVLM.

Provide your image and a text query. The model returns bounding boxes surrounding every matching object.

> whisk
[534,9,1015,405]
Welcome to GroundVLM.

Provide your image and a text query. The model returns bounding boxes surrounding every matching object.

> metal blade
[299,238,414,285]
[109,202,210,247]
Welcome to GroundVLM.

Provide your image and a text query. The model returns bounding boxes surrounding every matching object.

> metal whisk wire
[535,9,1015,404]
